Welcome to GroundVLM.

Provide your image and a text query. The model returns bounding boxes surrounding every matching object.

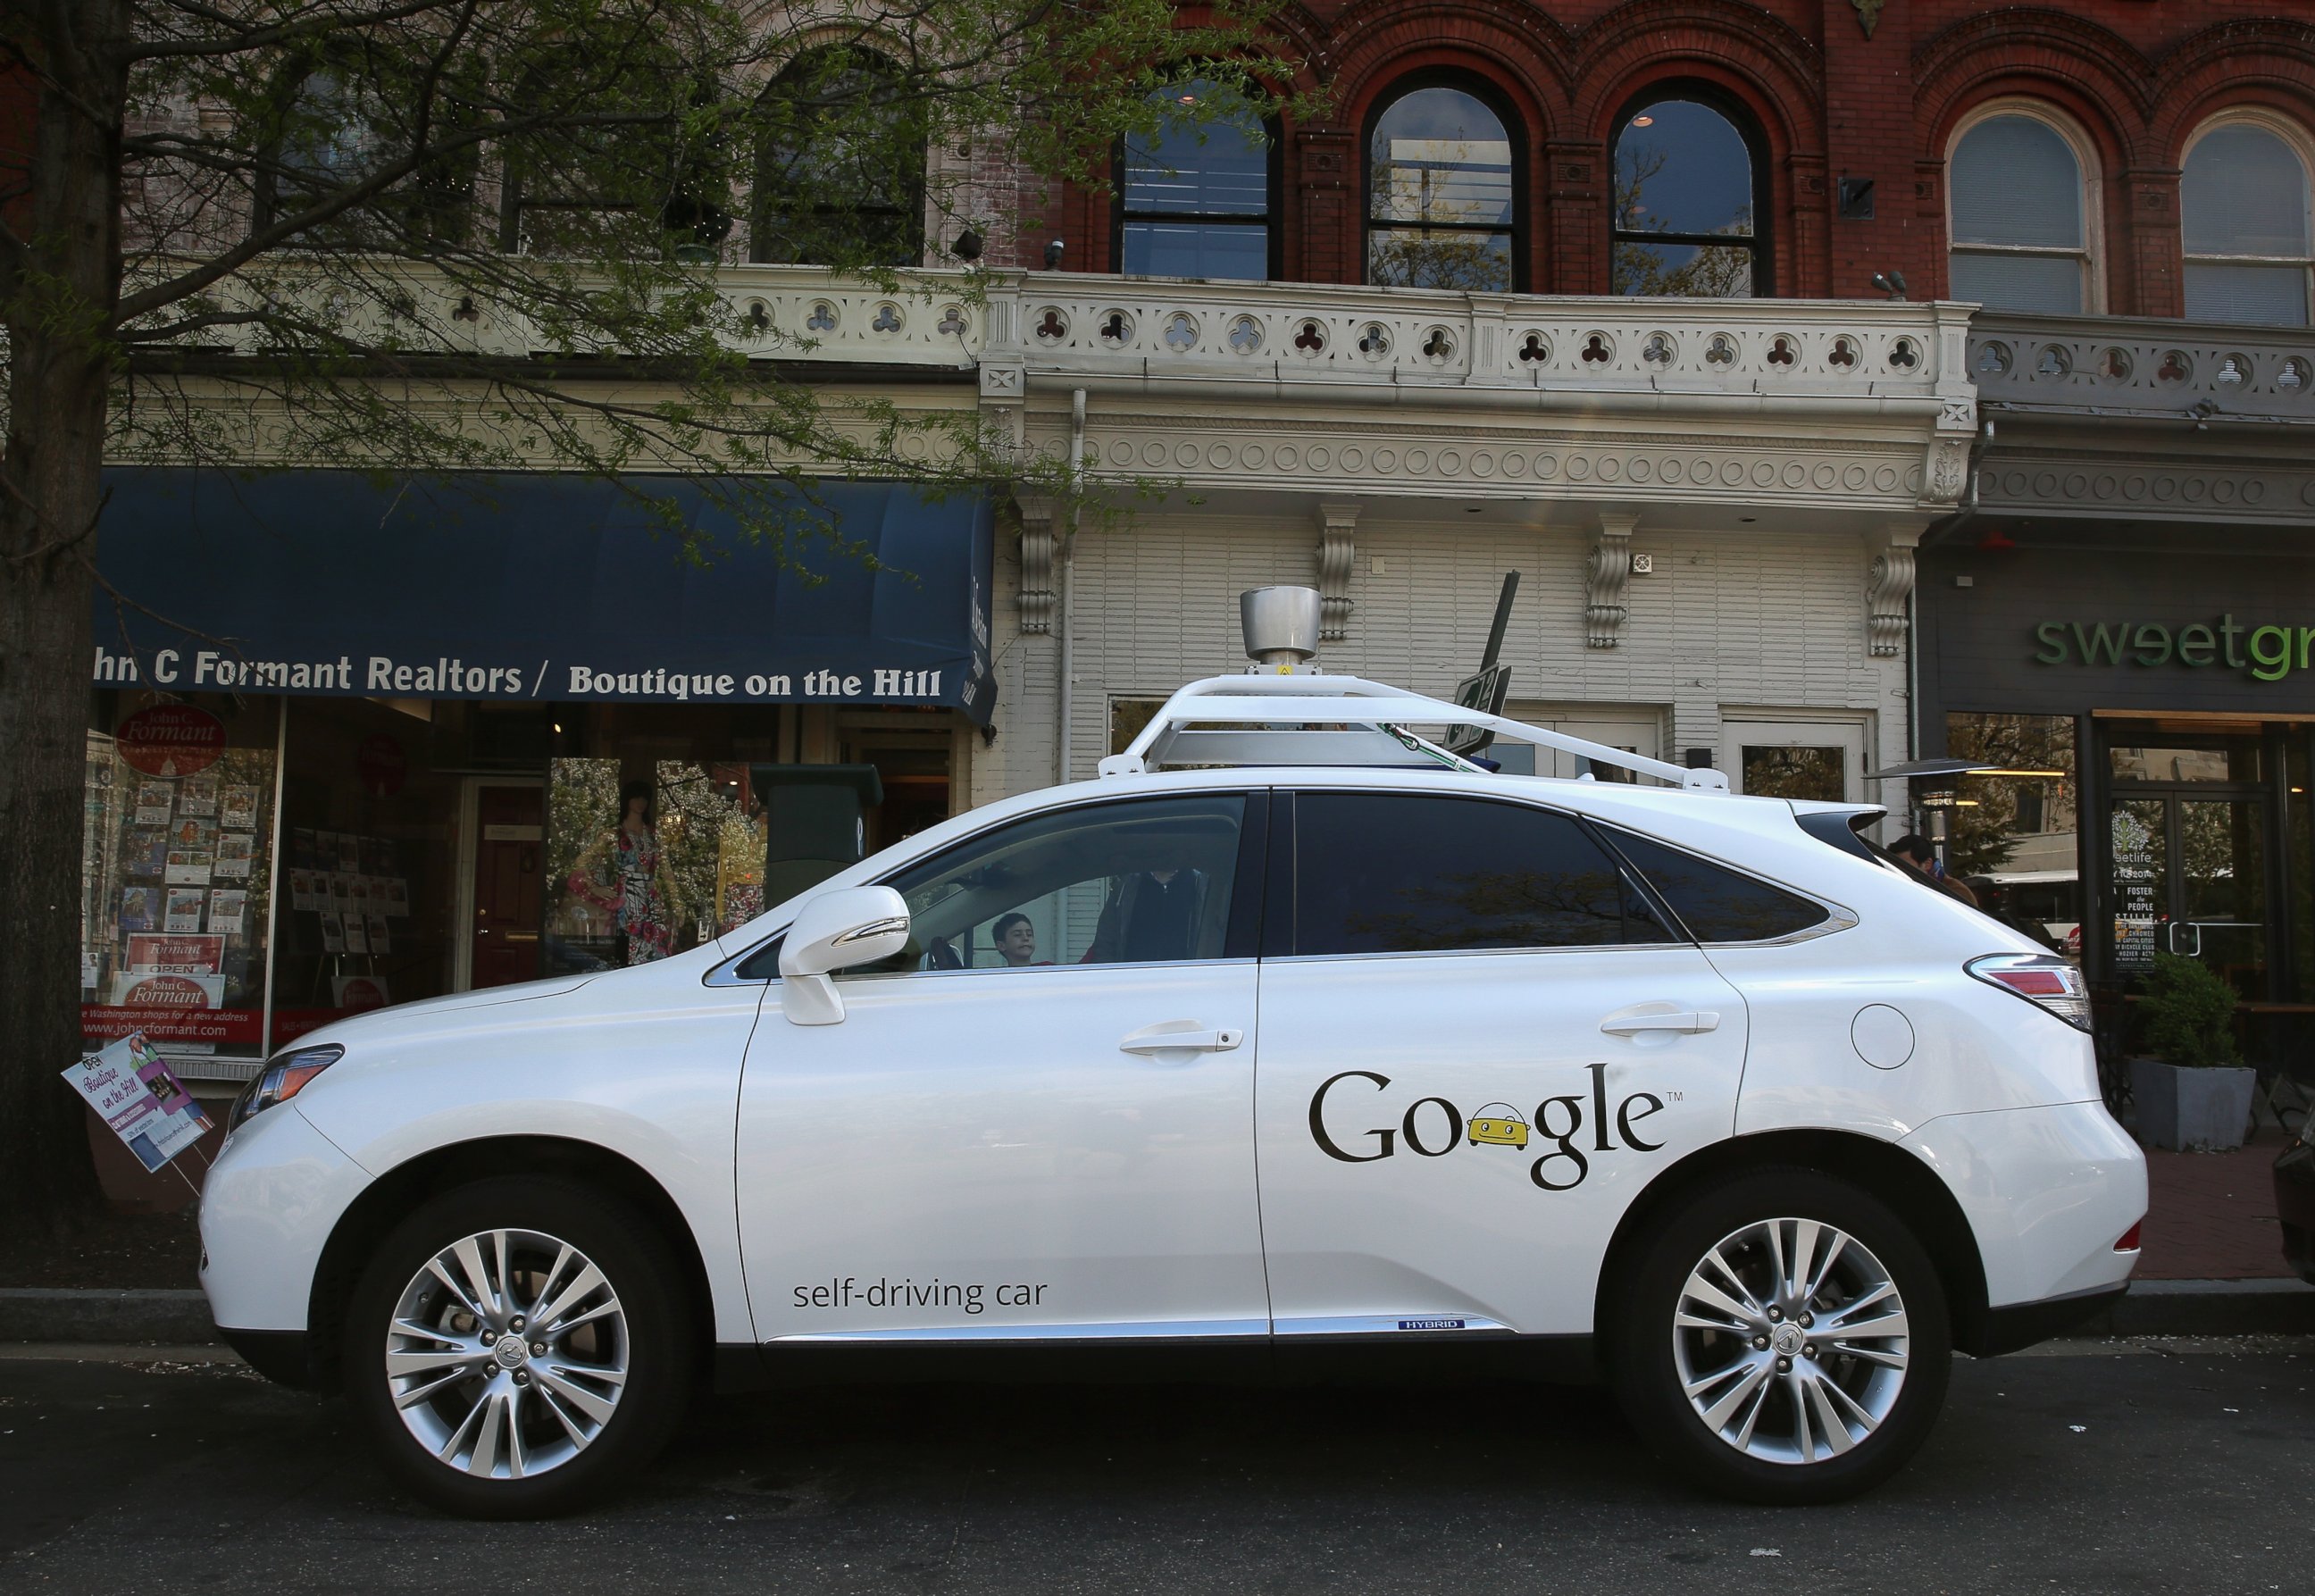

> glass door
[2102,731,2272,999]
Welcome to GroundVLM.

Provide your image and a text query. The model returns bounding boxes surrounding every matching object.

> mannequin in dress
[572,779,684,965]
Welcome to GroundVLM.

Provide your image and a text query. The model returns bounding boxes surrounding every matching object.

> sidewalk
[2135,1125,2294,1281]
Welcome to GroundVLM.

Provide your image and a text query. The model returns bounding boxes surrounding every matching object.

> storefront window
[547,756,763,967]
[81,694,280,1072]
[271,698,466,1040]
[1945,713,2079,957]
[1739,745,1843,801]
[542,705,784,968]
[2100,726,2270,999]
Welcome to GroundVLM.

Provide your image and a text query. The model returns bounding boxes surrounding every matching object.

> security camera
[1041,238,1066,270]
[1870,270,1909,301]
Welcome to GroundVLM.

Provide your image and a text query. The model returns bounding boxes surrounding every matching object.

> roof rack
[1096,671,1730,792]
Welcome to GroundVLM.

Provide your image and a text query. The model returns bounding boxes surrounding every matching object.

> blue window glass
[1611,98,1762,297]
[1120,81,1270,280]
[1366,87,1516,290]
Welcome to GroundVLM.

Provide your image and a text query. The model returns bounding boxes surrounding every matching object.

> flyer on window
[292,828,320,870]
[288,868,318,912]
[342,913,369,954]
[126,933,223,974]
[332,974,390,1011]
[163,848,213,885]
[220,786,259,830]
[318,910,346,952]
[384,877,410,916]
[124,828,167,880]
[214,833,255,879]
[133,780,174,825]
[365,913,391,954]
[163,887,205,932]
[120,886,158,933]
[176,777,217,817]
[208,889,248,935]
[336,834,362,873]
[61,1032,213,1174]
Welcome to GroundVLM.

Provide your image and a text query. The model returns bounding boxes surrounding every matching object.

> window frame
[1943,99,2104,314]
[1608,82,1774,299]
[1267,787,1687,962]
[718,790,1269,983]
[1589,823,1851,948]
[1361,73,1527,294]
[1112,80,1281,281]
[2179,108,2315,326]
[747,45,928,268]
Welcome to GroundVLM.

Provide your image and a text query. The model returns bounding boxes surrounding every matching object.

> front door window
[2102,731,2271,999]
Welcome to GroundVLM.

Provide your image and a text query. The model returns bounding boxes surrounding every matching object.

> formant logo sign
[2034,614,2315,682]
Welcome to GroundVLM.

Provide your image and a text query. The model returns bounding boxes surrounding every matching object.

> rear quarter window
[1603,829,1831,943]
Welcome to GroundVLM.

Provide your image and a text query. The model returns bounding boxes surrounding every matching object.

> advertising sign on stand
[61,1032,213,1174]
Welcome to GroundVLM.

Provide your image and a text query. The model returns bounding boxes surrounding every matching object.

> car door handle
[1600,1010,1721,1036]
[1119,1021,1244,1056]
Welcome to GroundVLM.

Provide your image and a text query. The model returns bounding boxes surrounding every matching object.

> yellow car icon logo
[1467,1104,1530,1149]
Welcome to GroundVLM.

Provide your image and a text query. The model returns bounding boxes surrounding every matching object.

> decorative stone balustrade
[1968,312,2315,421]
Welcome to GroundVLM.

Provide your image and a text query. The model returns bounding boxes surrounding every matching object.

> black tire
[1608,1167,1951,1505]
[343,1175,695,1517]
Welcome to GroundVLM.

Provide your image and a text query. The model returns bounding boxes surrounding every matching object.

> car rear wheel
[344,1176,693,1517]
[1609,1168,1951,1504]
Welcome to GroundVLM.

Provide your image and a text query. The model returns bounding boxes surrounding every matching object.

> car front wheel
[344,1176,694,1517]
[1610,1168,1951,1504]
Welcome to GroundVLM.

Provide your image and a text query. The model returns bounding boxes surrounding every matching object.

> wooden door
[470,785,543,989]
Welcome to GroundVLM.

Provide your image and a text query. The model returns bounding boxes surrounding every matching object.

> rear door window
[1601,829,1829,943]
[1289,791,1676,955]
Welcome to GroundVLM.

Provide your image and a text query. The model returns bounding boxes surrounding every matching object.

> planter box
[2131,1057,2258,1152]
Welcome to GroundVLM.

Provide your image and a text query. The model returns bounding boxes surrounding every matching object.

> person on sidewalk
[1889,833,1979,907]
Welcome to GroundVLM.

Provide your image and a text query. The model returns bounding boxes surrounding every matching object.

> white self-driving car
[200,590,2144,1517]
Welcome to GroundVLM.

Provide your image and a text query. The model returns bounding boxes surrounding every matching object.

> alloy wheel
[1670,1216,1910,1465]
[383,1227,630,1480]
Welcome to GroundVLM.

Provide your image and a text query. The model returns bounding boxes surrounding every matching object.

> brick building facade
[1035,1,2315,314]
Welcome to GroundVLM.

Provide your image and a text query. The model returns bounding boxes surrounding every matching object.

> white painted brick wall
[976,511,1910,806]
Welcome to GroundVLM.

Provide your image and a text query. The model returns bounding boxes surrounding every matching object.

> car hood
[282,974,598,1053]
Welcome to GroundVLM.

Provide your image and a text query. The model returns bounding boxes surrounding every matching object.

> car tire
[343,1175,695,1517]
[1608,1167,1951,1505]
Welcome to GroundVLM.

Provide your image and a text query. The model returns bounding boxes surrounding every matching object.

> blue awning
[90,469,994,721]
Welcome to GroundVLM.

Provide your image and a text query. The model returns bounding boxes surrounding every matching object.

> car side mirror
[778,885,910,1025]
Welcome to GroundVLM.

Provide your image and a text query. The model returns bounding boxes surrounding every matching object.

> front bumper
[198,1103,372,1342]
[1900,1099,2146,1319]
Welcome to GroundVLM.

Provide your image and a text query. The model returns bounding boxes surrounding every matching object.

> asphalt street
[0,1336,2306,1595]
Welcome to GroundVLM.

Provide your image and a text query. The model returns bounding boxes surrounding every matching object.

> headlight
[229,1045,344,1130]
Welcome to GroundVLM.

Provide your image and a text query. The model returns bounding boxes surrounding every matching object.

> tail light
[1965,952,2091,1031]
[2114,1220,2143,1253]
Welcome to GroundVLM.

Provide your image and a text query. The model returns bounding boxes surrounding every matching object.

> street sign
[1442,662,1512,756]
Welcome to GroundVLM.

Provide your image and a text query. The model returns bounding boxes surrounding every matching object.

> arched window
[1611,96,1763,297]
[1947,111,2094,313]
[752,47,925,266]
[1118,80,1272,280]
[1366,85,1517,291]
[256,62,472,244]
[2183,118,2313,326]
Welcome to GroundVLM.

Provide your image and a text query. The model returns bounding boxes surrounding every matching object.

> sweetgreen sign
[2034,614,2315,682]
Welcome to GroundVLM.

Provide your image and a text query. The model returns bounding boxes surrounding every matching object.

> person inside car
[1086,867,1209,964]
[993,911,1039,966]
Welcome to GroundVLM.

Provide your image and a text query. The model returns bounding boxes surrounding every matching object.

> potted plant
[2129,952,2257,1152]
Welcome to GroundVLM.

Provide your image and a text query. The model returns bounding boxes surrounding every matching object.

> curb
[0,1288,215,1345]
[5,1279,2312,1348]
[2078,1277,2315,1337]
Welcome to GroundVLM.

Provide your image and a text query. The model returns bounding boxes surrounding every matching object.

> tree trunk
[0,3,131,1227]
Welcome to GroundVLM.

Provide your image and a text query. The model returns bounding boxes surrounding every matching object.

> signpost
[61,1032,213,1182]
[1443,573,1521,756]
